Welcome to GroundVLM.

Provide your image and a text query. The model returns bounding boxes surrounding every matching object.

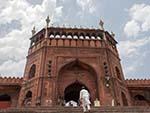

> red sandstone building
[0,17,149,109]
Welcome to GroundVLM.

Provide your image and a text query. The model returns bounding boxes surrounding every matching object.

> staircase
[0,106,150,113]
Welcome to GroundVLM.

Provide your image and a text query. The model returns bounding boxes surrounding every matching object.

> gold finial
[111,31,115,37]
[46,16,50,27]
[99,19,104,30]
[32,26,36,36]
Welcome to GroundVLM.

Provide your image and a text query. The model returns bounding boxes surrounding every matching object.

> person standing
[79,86,91,112]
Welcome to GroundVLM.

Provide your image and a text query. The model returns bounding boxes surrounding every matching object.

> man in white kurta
[79,87,91,112]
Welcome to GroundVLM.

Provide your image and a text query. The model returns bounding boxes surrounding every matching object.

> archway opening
[64,81,89,104]
[58,59,98,105]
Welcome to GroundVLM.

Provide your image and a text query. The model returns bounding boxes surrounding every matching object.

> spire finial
[32,26,36,36]
[46,15,50,27]
[99,19,104,30]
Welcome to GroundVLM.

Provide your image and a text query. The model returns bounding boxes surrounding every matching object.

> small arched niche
[115,66,122,80]
[28,64,36,79]
[23,91,32,106]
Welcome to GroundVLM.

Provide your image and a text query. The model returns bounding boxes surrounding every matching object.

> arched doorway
[58,59,98,105]
[64,81,89,104]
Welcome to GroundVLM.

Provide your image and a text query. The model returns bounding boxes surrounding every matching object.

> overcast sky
[0,0,150,79]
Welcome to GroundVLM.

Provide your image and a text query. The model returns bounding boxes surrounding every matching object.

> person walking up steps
[79,86,91,112]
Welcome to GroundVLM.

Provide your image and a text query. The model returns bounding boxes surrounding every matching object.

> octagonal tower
[18,18,131,107]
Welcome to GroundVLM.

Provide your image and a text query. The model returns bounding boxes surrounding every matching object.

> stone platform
[0,106,150,113]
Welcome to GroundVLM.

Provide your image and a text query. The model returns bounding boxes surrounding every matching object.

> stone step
[0,106,150,113]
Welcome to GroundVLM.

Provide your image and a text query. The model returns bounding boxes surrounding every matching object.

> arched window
[29,64,36,79]
[67,35,72,39]
[49,32,54,38]
[115,67,122,80]
[49,34,54,38]
[73,35,78,39]
[23,91,32,106]
[61,35,66,38]
[55,34,60,38]
[121,92,128,106]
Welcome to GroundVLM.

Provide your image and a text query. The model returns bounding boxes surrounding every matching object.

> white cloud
[0,59,26,77]
[124,4,150,37]
[119,37,150,78]
[122,3,150,78]
[0,29,28,62]
[118,37,150,58]
[0,0,63,77]
[76,0,96,13]
[0,0,10,11]
[124,20,140,37]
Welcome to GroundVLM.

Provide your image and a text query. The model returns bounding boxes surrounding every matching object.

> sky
[0,0,150,79]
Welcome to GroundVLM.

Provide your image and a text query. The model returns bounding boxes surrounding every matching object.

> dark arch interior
[26,91,32,98]
[134,95,146,101]
[64,82,89,104]
[0,94,11,101]
[29,64,36,79]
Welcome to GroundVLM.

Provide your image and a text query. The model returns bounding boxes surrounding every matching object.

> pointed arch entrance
[64,81,89,103]
[57,59,98,105]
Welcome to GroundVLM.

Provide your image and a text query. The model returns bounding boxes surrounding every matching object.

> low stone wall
[0,106,150,113]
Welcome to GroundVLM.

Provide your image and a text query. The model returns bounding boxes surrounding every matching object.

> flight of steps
[0,106,150,113]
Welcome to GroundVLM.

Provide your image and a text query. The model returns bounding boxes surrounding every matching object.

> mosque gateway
[0,17,149,111]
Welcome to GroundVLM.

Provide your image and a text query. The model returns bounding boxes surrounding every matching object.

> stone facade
[0,25,149,109]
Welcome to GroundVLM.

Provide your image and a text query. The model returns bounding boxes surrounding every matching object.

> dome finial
[99,19,104,30]
[46,15,50,28]
[31,26,36,36]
